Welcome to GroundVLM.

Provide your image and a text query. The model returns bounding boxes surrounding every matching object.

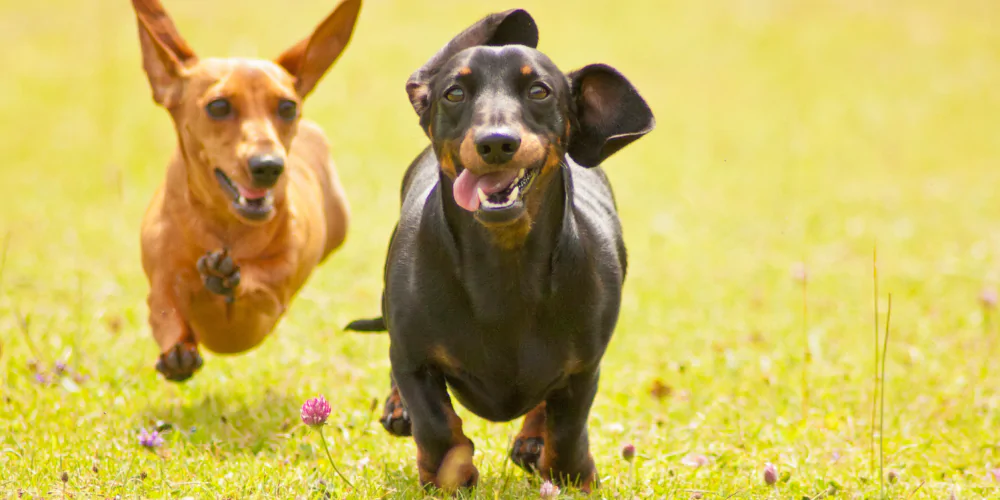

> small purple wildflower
[539,480,560,498]
[301,395,332,427]
[621,443,636,462]
[887,469,899,483]
[32,372,50,385]
[763,462,778,485]
[53,360,67,375]
[138,429,164,449]
[989,467,1000,482]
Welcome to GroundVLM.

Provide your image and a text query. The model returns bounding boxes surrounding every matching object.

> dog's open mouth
[452,167,539,219]
[214,169,274,221]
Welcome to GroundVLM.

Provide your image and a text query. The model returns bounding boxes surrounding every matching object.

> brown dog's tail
[344,316,387,333]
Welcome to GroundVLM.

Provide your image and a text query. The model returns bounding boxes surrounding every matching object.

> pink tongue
[452,169,520,212]
[237,184,269,200]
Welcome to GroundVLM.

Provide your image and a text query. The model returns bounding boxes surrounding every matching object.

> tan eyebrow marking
[458,66,472,76]
[521,65,533,75]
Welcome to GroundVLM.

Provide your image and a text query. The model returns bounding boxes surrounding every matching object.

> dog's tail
[344,316,387,333]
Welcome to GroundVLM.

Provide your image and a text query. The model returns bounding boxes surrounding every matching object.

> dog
[346,9,654,492]
[132,0,360,382]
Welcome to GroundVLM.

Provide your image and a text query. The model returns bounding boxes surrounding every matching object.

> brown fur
[133,0,361,377]
[512,402,596,492]
[417,401,477,490]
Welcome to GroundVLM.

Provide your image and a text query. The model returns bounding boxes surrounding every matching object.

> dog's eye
[528,83,550,100]
[277,99,298,121]
[205,98,233,119]
[444,86,465,103]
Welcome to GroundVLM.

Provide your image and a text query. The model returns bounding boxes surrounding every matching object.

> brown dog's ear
[406,9,538,127]
[275,0,362,98]
[131,0,197,108]
[567,64,655,168]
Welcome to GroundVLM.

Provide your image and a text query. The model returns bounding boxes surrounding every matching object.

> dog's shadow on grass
[146,389,315,456]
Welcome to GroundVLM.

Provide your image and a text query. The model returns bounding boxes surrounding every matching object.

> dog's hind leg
[379,374,412,436]
[393,367,478,491]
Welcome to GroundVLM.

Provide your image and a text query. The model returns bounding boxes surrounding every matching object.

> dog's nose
[475,129,521,164]
[248,154,285,187]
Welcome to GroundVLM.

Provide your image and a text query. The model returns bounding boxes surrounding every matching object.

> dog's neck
[438,164,568,309]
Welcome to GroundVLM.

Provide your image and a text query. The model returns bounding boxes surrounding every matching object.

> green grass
[2,0,1000,497]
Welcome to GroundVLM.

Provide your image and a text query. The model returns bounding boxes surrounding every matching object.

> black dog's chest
[423,311,590,421]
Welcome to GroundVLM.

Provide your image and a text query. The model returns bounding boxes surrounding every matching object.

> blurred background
[2,0,1000,497]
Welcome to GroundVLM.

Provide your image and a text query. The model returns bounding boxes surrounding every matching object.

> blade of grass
[870,244,879,476]
[879,294,892,499]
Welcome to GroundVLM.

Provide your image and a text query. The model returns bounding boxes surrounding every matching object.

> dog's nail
[528,441,541,454]
[192,351,204,370]
[196,256,208,275]
[229,269,240,288]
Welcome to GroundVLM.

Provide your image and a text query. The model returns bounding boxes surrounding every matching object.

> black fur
[350,9,654,489]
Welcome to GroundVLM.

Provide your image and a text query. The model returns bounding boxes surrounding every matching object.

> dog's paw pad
[197,249,240,296]
[510,436,544,472]
[155,343,204,382]
[380,390,412,437]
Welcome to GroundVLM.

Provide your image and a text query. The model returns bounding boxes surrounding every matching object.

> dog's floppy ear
[131,0,197,108]
[406,9,538,126]
[566,64,655,168]
[276,0,362,98]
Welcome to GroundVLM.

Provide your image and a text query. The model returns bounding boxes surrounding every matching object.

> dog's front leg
[393,366,478,491]
[148,277,203,382]
[188,249,297,354]
[533,369,601,492]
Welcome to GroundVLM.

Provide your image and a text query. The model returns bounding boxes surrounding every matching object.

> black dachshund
[347,8,654,492]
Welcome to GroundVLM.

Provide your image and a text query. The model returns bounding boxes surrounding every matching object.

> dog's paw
[380,387,412,436]
[197,249,240,298]
[155,342,204,382]
[510,436,543,472]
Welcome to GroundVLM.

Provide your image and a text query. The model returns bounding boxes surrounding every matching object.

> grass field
[2,0,1000,497]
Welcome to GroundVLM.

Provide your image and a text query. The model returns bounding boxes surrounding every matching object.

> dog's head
[406,9,654,231]
[132,0,361,224]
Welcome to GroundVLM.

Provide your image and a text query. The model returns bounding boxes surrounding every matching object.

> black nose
[475,129,521,164]
[248,154,285,187]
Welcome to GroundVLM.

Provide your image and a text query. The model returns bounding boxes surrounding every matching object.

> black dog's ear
[406,9,538,124]
[567,64,655,167]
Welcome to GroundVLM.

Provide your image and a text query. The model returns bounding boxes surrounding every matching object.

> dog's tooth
[264,192,274,207]
[477,188,488,203]
[509,185,520,200]
[238,195,247,206]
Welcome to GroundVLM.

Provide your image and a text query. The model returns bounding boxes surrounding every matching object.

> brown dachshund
[132,0,360,381]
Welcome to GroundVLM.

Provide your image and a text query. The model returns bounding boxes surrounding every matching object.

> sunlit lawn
[2,0,1000,497]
